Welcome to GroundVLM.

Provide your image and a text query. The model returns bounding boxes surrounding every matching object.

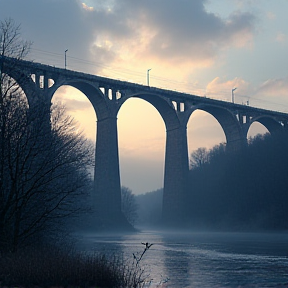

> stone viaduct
[1,55,288,227]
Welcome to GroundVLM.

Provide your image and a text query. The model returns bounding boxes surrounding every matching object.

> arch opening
[51,85,97,211]
[187,109,226,166]
[52,85,97,143]
[117,97,166,196]
[247,121,270,141]
[1,74,29,107]
[247,116,283,139]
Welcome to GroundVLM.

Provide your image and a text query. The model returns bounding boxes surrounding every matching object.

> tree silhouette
[121,186,138,226]
[189,147,210,170]
[0,19,93,251]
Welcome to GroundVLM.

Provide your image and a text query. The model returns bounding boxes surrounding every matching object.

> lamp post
[65,49,68,69]
[232,87,237,103]
[147,68,151,86]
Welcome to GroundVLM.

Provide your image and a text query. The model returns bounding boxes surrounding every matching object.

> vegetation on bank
[136,132,288,231]
[185,132,288,230]
[0,18,146,287]
[0,18,94,252]
[135,188,163,227]
[0,245,147,288]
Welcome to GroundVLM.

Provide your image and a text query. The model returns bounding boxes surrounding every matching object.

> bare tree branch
[0,19,93,252]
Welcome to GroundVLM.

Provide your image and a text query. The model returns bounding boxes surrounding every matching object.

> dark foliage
[185,132,288,231]
[135,188,163,227]
[121,186,138,226]
[0,90,93,251]
[0,18,93,252]
[0,245,147,288]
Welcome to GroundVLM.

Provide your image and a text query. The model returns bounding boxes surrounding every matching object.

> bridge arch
[186,104,246,151]
[247,116,283,137]
[117,97,166,194]
[0,64,36,106]
[118,92,180,130]
[187,109,226,156]
[51,85,96,140]
[247,121,269,139]
[49,80,126,227]
[119,92,189,224]
[49,79,112,120]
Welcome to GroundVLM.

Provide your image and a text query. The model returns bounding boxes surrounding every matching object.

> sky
[1,0,288,194]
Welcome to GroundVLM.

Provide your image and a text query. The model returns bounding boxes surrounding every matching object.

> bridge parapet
[2,55,288,117]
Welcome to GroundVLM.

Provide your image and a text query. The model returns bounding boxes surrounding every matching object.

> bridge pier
[93,115,131,229]
[162,125,189,226]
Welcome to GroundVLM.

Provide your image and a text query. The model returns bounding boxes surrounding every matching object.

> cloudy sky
[1,0,288,194]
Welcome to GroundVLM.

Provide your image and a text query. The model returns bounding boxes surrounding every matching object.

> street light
[232,87,237,103]
[147,68,151,86]
[65,49,68,69]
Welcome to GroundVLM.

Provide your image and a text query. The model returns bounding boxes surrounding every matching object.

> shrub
[0,245,147,288]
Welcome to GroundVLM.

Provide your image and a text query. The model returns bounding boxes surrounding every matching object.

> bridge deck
[1,55,287,119]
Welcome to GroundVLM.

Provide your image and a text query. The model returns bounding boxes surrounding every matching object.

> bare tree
[0,18,32,195]
[0,18,31,58]
[0,19,93,251]
[189,147,210,170]
[0,96,93,251]
[121,186,138,226]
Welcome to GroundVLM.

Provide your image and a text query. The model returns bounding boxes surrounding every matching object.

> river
[75,230,288,287]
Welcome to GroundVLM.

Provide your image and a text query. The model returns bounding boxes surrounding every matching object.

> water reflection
[76,230,288,287]
[163,245,191,287]
[120,232,168,285]
[75,232,125,259]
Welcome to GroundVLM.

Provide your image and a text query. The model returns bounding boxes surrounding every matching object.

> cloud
[85,0,256,67]
[82,2,94,11]
[0,0,257,76]
[235,77,288,112]
[276,32,287,43]
[206,76,251,102]
[266,11,276,20]
[256,77,288,97]
[0,0,96,67]
[205,76,288,111]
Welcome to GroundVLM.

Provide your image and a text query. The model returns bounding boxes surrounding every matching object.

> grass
[0,245,148,288]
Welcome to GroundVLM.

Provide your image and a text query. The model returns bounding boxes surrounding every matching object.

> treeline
[135,188,163,227]
[185,132,288,231]
[135,132,288,231]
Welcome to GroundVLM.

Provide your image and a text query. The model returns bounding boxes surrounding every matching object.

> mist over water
[75,230,288,287]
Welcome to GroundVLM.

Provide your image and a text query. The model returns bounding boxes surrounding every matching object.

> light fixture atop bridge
[232,87,237,103]
[65,49,68,69]
[147,68,152,86]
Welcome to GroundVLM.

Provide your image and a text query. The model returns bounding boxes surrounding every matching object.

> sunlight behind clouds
[82,3,94,11]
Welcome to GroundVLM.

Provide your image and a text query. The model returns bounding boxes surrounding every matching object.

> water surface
[76,230,288,287]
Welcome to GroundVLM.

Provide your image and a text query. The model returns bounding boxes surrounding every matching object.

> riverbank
[0,244,146,288]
